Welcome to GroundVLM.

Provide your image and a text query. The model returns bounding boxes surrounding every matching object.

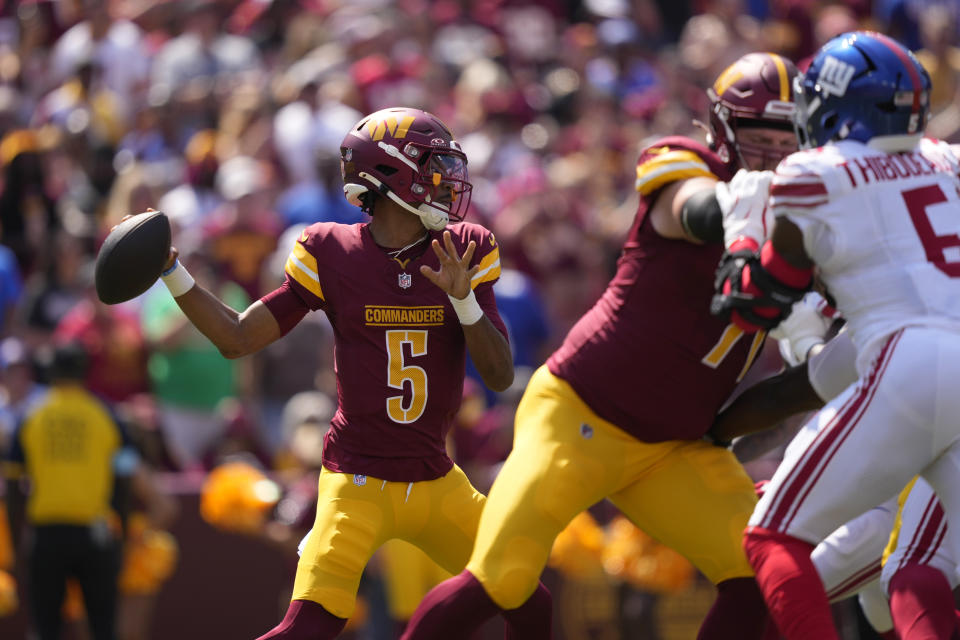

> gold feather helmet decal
[364,114,417,142]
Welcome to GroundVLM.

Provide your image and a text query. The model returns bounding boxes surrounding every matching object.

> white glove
[717,169,775,250]
[770,292,833,366]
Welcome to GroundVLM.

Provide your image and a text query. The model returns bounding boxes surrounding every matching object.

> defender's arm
[712,327,858,460]
[711,361,822,445]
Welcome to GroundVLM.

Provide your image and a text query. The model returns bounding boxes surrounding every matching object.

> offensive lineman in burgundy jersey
[548,135,761,442]
[402,53,799,640]
[136,108,554,640]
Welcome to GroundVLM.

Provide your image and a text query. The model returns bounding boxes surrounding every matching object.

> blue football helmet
[794,31,931,149]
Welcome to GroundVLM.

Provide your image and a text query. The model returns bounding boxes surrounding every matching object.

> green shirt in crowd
[141,282,249,411]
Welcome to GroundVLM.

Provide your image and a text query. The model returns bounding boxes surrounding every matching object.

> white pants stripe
[882,478,958,594]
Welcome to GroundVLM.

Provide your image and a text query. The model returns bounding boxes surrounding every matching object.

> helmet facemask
[792,74,815,150]
[734,118,798,170]
[405,144,472,230]
[710,93,797,170]
[342,138,472,231]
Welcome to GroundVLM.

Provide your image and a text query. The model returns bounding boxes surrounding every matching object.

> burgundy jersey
[547,136,765,442]
[264,221,506,482]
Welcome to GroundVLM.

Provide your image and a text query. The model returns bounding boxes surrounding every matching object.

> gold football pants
[293,464,484,618]
[468,366,757,609]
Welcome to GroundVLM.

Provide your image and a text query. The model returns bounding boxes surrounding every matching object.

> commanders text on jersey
[364,305,445,326]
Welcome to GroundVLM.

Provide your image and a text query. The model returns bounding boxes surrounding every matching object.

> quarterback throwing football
[145,108,554,639]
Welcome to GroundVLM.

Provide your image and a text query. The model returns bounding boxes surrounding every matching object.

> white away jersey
[770,138,960,371]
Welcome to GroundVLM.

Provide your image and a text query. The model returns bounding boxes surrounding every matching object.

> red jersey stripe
[771,198,829,209]
[771,181,828,197]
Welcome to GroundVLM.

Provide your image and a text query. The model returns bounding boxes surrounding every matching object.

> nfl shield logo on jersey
[398,273,412,289]
[579,423,594,439]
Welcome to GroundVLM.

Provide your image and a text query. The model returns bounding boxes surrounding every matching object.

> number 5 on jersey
[386,330,428,423]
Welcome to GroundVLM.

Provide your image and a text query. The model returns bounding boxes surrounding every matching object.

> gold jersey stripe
[471,246,501,289]
[635,150,716,195]
[285,242,324,300]
[476,245,500,273]
[701,324,744,368]
[736,331,767,382]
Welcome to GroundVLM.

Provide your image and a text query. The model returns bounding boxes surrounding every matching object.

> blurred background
[0,0,955,638]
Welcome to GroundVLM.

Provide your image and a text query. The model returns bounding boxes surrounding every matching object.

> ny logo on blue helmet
[794,31,931,150]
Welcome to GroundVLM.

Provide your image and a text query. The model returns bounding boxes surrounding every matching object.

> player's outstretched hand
[718,169,774,250]
[420,231,478,300]
[115,208,178,272]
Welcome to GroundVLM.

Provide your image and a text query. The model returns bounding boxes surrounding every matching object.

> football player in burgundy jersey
[401,53,799,640]
[142,108,555,639]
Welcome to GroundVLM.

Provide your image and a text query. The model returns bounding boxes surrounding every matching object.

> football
[95,211,172,305]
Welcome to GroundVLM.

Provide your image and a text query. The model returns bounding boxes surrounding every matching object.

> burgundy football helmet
[340,107,472,230]
[707,53,799,171]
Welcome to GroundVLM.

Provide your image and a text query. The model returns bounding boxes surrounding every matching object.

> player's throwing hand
[420,231,478,300]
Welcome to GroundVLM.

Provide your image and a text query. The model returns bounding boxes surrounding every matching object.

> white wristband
[160,259,196,298]
[448,288,484,326]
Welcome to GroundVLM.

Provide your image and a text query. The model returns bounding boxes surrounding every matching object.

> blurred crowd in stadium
[0,0,956,638]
